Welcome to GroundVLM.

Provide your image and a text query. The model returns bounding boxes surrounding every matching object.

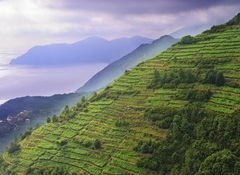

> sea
[0,63,107,104]
[0,62,107,152]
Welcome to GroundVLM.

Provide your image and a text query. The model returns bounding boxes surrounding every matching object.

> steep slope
[1,14,240,175]
[10,36,152,65]
[0,93,89,136]
[170,24,211,38]
[77,35,178,93]
[0,93,90,154]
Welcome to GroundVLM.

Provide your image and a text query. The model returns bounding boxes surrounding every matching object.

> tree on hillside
[197,149,240,175]
[81,96,86,102]
[94,139,102,149]
[8,142,21,154]
[52,115,58,122]
[0,154,4,163]
[226,13,240,25]
[204,69,225,86]
[180,35,197,45]
[46,117,51,123]
[153,70,160,84]
[64,105,69,112]
[215,72,225,86]
[204,69,216,84]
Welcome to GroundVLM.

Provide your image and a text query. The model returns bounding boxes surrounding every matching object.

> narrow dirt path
[2,155,12,165]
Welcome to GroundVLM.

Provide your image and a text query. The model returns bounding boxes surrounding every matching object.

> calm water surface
[0,63,107,104]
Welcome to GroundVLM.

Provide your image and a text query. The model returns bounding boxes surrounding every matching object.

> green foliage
[137,104,240,174]
[94,139,102,149]
[82,139,93,148]
[204,69,225,86]
[196,149,240,175]
[81,96,86,102]
[151,69,160,87]
[226,13,240,25]
[71,173,78,175]
[21,129,32,140]
[178,89,212,102]
[133,140,160,154]
[204,69,216,84]
[8,142,21,154]
[46,117,51,123]
[144,107,178,129]
[0,155,3,164]
[115,120,129,127]
[148,69,197,89]
[215,71,225,86]
[179,35,197,45]
[52,114,58,122]
[57,138,68,146]
[26,167,70,175]
[63,105,70,114]
[208,25,226,33]
[202,13,240,33]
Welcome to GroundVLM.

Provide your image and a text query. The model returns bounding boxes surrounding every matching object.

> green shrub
[46,117,51,123]
[21,130,32,140]
[8,142,21,154]
[204,69,225,86]
[52,115,58,122]
[57,139,68,146]
[83,139,92,148]
[226,13,240,25]
[185,89,212,101]
[0,155,4,163]
[148,69,198,89]
[115,120,129,127]
[197,149,240,175]
[179,35,197,45]
[94,139,102,149]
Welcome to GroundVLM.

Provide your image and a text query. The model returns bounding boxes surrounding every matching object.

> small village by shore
[0,110,30,136]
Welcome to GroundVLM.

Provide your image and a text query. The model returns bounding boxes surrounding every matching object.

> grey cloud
[48,0,240,15]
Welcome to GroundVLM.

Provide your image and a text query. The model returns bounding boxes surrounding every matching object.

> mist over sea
[0,63,107,104]
[0,55,107,152]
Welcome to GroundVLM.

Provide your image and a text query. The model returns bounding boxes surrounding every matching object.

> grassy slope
[0,18,240,174]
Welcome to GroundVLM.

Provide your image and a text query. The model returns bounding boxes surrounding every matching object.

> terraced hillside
[77,35,178,93]
[0,14,240,175]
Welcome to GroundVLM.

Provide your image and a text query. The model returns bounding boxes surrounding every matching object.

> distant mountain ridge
[0,34,176,152]
[0,92,89,139]
[170,24,211,38]
[10,36,153,65]
[0,93,86,121]
[77,35,178,93]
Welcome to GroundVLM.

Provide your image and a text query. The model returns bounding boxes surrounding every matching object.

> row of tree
[136,104,240,174]
[148,69,225,89]
[148,69,197,89]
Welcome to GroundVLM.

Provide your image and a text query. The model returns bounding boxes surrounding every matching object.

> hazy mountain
[77,35,178,93]
[170,24,211,38]
[0,92,89,136]
[0,93,86,121]
[0,35,173,142]
[10,36,153,65]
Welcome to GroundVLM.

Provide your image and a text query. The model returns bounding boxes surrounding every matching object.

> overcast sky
[0,0,240,63]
